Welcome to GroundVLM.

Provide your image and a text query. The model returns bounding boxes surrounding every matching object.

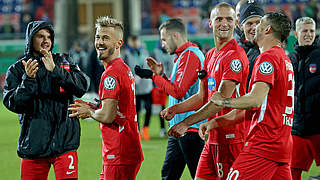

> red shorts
[227,152,291,180]
[99,162,141,180]
[21,151,78,180]
[195,142,243,180]
[291,134,320,171]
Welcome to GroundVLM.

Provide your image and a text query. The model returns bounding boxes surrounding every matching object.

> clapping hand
[40,49,55,72]
[22,59,38,78]
[68,99,94,119]
[146,57,163,75]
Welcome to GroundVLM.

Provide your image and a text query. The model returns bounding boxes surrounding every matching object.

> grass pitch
[0,101,318,179]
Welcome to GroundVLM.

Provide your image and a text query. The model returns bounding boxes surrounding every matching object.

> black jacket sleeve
[50,55,90,98]
[3,62,38,113]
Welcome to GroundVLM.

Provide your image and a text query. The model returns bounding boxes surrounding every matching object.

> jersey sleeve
[152,50,201,99]
[221,53,245,83]
[100,71,120,100]
[251,54,276,87]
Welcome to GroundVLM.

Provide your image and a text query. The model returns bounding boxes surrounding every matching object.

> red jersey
[98,57,143,165]
[243,46,294,163]
[152,41,201,99]
[202,39,249,144]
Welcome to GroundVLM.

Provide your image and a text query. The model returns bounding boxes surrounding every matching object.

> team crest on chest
[309,64,317,73]
[259,61,273,75]
[230,59,242,73]
[104,76,116,90]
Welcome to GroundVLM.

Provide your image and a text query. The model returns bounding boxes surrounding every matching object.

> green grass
[0,101,318,179]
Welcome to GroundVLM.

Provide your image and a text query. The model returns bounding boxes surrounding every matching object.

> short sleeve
[251,54,276,87]
[222,55,245,83]
[100,72,120,100]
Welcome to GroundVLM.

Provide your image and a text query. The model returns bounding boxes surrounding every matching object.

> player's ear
[294,31,298,39]
[209,19,213,29]
[265,25,272,34]
[116,40,123,49]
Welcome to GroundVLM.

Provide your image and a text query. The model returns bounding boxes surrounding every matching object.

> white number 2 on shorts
[68,155,75,169]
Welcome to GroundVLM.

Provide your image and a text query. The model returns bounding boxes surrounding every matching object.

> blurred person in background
[135,18,205,179]
[150,41,174,137]
[3,20,89,180]
[70,40,89,75]
[123,35,153,140]
[161,3,249,179]
[289,17,320,180]
[68,16,143,180]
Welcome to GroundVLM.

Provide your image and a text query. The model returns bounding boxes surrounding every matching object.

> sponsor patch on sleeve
[104,76,116,90]
[259,61,273,75]
[230,59,242,73]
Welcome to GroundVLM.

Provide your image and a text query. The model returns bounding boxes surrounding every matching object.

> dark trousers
[161,132,205,180]
[136,93,152,128]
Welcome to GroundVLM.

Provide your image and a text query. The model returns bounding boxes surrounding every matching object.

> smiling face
[295,23,316,46]
[242,16,261,42]
[210,6,236,40]
[32,29,52,56]
[95,26,119,61]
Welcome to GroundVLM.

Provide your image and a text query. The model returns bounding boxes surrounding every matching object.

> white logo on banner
[230,59,242,73]
[259,61,273,75]
[104,76,116,90]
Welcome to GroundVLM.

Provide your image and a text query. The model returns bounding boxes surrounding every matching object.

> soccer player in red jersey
[68,16,143,180]
[161,3,249,180]
[200,12,293,180]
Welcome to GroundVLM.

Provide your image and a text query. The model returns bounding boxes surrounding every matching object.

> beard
[97,46,115,60]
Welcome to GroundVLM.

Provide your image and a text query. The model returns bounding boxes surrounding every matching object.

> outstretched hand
[168,121,189,137]
[210,92,225,106]
[22,58,38,78]
[68,99,94,119]
[198,121,216,140]
[40,49,55,72]
[160,107,175,121]
[146,57,163,75]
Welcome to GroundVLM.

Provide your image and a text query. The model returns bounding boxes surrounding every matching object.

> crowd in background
[0,0,320,39]
[142,0,320,34]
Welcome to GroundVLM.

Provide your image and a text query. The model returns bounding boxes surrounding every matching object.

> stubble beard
[98,47,115,60]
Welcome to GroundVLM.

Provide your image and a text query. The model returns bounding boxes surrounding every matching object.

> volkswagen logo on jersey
[104,76,116,90]
[259,61,273,75]
[208,76,216,91]
[230,59,242,73]
[309,64,317,73]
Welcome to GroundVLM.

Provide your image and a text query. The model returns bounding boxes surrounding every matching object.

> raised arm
[3,60,39,114]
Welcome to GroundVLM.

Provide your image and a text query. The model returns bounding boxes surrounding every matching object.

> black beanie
[240,0,264,25]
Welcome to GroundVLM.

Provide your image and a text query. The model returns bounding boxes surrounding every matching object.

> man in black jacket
[289,17,320,180]
[3,21,89,180]
[235,0,264,91]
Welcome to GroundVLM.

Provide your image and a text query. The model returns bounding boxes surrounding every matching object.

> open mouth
[41,44,50,49]
[97,47,107,53]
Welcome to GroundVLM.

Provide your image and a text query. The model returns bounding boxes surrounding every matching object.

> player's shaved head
[210,2,236,20]
[95,16,124,40]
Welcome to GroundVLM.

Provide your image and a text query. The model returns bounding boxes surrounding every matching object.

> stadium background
[0,0,319,179]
